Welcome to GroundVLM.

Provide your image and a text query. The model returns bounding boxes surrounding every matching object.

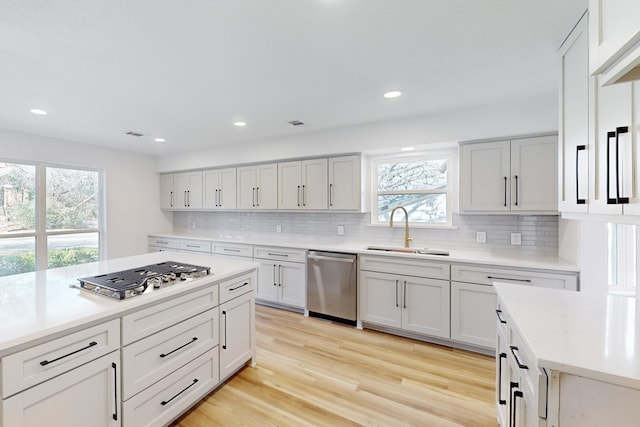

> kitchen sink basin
[365,246,449,256]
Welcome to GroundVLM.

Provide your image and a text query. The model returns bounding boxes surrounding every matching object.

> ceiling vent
[126,131,144,137]
[288,120,305,126]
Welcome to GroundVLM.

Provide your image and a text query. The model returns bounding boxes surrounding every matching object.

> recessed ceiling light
[234,121,247,127]
[401,147,415,152]
[383,91,402,99]
[30,109,47,115]
[154,138,166,143]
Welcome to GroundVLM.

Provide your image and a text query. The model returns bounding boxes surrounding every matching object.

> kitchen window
[608,223,637,296]
[0,161,103,277]
[371,150,455,227]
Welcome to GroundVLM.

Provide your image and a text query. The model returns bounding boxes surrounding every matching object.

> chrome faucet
[389,206,412,248]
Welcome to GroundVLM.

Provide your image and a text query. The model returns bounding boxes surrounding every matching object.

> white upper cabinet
[160,174,174,210]
[589,0,640,85]
[203,168,237,210]
[460,136,557,214]
[328,155,362,211]
[236,164,278,210]
[173,171,203,209]
[559,12,590,213]
[278,159,327,210]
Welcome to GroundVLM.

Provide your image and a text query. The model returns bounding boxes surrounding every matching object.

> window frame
[0,158,105,273]
[370,149,457,228]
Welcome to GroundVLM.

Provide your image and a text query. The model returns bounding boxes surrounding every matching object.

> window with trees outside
[0,161,102,277]
[372,152,454,226]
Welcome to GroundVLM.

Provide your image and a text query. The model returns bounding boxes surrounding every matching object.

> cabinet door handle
[184,190,187,207]
[279,265,283,286]
[509,381,519,427]
[222,310,227,349]
[504,176,507,207]
[256,186,260,207]
[252,187,256,207]
[576,145,586,205]
[112,362,118,421]
[161,378,199,406]
[514,175,519,206]
[616,126,630,204]
[215,189,219,207]
[395,279,399,308]
[160,337,198,358]
[40,341,97,366]
[512,390,524,427]
[273,264,277,286]
[487,276,531,283]
[495,309,507,324]
[218,188,223,206]
[302,184,306,206]
[229,282,249,291]
[329,183,333,207]
[510,345,529,369]
[297,185,301,207]
[497,353,507,405]
[403,281,407,309]
[170,191,173,207]
[187,190,190,207]
[606,130,617,204]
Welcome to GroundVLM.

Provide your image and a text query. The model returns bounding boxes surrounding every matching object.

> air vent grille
[288,120,305,126]
[126,131,144,137]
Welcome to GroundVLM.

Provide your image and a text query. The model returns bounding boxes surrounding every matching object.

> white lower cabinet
[450,281,497,349]
[220,290,255,381]
[359,270,450,339]
[254,246,306,310]
[3,350,121,427]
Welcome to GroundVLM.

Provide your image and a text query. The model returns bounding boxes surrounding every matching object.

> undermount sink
[365,246,450,256]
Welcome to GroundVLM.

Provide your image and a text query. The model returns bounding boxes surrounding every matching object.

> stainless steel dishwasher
[306,251,357,325]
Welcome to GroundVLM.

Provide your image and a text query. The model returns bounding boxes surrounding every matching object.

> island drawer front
[123,348,219,427]
[219,272,254,304]
[2,319,120,398]
[254,246,307,263]
[177,240,212,253]
[122,285,218,346]
[359,255,450,280]
[213,242,253,258]
[148,238,178,249]
[122,308,218,400]
[451,265,577,290]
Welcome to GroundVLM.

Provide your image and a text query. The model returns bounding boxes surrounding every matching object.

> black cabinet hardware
[112,362,118,421]
[498,352,507,405]
[40,341,98,366]
[487,276,531,283]
[576,145,586,204]
[504,176,507,207]
[222,311,227,349]
[510,345,529,369]
[161,379,199,406]
[495,309,507,324]
[160,337,198,358]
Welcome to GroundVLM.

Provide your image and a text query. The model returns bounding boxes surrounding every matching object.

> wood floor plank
[171,305,498,427]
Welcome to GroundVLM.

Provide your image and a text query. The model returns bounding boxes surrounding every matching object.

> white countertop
[495,283,640,390]
[150,231,579,273]
[0,252,257,357]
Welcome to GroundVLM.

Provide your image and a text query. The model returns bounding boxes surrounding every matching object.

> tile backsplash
[173,212,558,256]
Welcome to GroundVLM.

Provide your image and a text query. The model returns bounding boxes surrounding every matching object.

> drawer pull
[495,309,507,324]
[39,341,98,366]
[510,345,529,369]
[161,378,199,406]
[497,353,507,405]
[223,248,241,252]
[267,252,288,257]
[229,282,249,291]
[222,310,227,350]
[160,337,198,358]
[185,244,201,248]
[487,276,532,283]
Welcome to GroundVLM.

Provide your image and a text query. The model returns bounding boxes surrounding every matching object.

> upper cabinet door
[510,136,558,212]
[328,155,361,211]
[460,140,511,212]
[559,12,590,213]
[589,0,640,84]
[277,161,302,209]
[255,163,278,210]
[204,168,237,210]
[203,169,220,209]
[236,166,257,209]
[160,174,174,210]
[301,159,327,210]
[173,171,202,209]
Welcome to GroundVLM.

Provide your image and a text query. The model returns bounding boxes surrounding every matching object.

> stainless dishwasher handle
[307,255,354,263]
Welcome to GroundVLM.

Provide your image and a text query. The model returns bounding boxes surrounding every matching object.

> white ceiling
[0,0,587,156]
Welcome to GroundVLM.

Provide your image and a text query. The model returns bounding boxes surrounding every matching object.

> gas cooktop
[76,261,211,300]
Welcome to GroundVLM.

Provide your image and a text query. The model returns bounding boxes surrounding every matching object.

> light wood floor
[171,305,498,427]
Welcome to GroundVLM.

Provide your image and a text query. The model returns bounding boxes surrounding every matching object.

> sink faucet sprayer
[389,206,412,248]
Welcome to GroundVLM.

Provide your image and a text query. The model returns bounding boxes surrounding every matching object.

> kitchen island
[495,283,640,426]
[0,251,258,427]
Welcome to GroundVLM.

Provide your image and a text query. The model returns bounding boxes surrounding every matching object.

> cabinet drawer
[213,242,253,258]
[510,327,547,413]
[177,240,212,253]
[122,285,218,345]
[122,308,218,400]
[123,348,219,427]
[148,237,177,249]
[359,255,450,280]
[451,264,578,290]
[2,319,120,398]
[219,272,254,304]
[254,246,306,263]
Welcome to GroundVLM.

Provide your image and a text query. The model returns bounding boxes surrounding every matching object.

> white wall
[0,129,172,259]
[156,94,558,172]
[559,218,608,294]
